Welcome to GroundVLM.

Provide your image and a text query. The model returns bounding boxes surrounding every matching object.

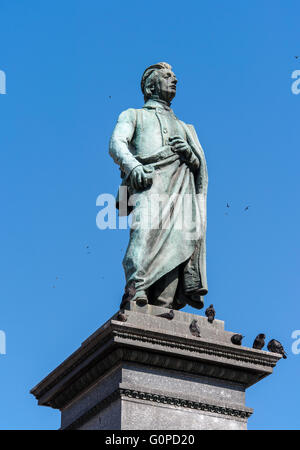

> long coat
[109,99,208,309]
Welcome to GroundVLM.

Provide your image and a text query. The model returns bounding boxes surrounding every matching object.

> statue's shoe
[135,296,148,306]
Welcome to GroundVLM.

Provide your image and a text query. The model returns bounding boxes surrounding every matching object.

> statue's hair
[141,62,172,101]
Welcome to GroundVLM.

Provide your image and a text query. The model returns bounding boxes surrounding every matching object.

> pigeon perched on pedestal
[116,311,127,322]
[158,310,175,320]
[267,339,287,359]
[189,319,201,337]
[231,334,244,345]
[205,304,216,323]
[252,333,266,350]
[120,281,136,309]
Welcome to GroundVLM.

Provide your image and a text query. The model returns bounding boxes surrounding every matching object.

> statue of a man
[109,62,208,311]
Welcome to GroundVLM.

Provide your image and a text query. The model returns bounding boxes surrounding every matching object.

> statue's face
[154,69,177,103]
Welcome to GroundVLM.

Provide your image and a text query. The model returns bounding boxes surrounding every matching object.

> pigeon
[116,311,127,322]
[267,339,287,359]
[252,333,266,350]
[189,319,201,337]
[158,310,175,320]
[231,334,244,345]
[205,304,216,323]
[120,281,136,309]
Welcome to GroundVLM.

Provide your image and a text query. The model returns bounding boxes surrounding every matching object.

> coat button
[163,128,168,134]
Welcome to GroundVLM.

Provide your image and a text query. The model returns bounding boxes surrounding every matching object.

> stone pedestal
[30,303,281,430]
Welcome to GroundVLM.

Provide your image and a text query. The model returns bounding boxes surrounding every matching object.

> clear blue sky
[0,0,299,430]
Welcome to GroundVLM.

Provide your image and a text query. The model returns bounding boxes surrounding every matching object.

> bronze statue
[109,62,208,310]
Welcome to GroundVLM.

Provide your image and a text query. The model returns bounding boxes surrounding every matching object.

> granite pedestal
[30,302,281,430]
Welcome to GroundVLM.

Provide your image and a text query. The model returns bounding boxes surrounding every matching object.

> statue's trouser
[148,266,179,308]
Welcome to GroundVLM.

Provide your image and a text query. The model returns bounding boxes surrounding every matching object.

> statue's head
[141,62,177,104]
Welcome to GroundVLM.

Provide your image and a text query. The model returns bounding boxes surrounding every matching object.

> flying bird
[267,339,287,359]
[226,203,230,208]
[231,334,244,345]
[205,304,216,323]
[158,309,175,320]
[295,56,299,59]
[252,333,266,350]
[189,319,201,337]
[244,206,250,211]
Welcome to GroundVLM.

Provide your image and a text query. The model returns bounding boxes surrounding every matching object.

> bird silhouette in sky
[244,206,250,211]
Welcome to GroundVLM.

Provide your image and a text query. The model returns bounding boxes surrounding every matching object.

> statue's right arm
[109,109,141,179]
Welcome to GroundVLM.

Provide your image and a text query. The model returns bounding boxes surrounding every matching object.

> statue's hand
[169,135,192,161]
[130,165,153,191]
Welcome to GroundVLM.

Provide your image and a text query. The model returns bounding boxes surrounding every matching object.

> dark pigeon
[231,334,244,345]
[205,304,216,323]
[252,333,266,350]
[158,310,175,320]
[267,339,287,359]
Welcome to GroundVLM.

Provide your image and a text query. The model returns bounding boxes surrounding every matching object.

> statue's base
[31,302,281,430]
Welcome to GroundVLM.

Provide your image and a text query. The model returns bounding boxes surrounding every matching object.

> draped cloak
[109,101,208,309]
